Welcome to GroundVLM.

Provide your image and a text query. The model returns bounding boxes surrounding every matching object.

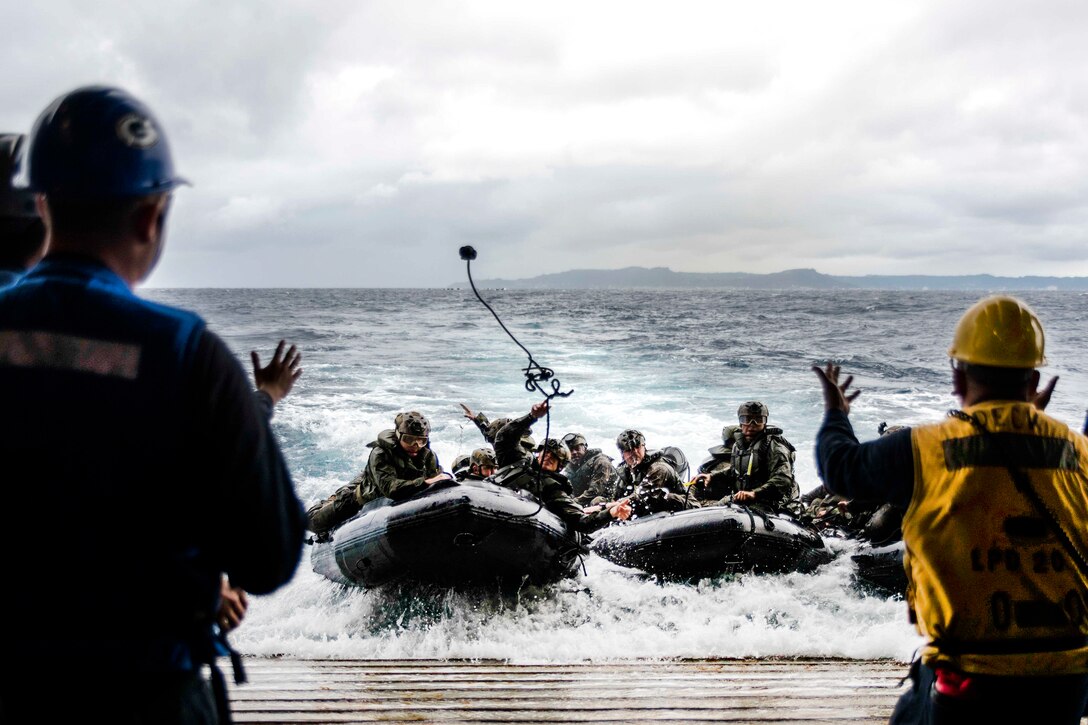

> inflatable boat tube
[590,504,833,577]
[851,540,906,595]
[311,479,582,588]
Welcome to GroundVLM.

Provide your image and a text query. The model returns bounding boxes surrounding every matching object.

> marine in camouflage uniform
[561,432,621,505]
[691,402,799,514]
[614,429,690,517]
[450,453,472,481]
[460,403,535,456]
[456,447,497,482]
[797,423,905,543]
[489,403,629,533]
[796,483,854,532]
[307,411,449,535]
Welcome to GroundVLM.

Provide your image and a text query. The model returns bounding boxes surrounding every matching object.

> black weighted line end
[461,245,572,402]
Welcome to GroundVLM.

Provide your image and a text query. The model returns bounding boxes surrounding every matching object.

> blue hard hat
[28,85,188,197]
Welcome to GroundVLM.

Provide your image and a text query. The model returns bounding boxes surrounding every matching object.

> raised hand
[252,340,302,405]
[812,361,861,415]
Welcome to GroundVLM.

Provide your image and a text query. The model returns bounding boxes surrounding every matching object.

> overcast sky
[4,1,1087,287]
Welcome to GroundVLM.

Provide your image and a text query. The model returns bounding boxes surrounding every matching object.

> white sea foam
[233,553,921,662]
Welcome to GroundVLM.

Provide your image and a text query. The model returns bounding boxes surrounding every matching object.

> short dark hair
[44,194,153,238]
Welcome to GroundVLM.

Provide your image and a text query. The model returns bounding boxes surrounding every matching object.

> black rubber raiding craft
[311,479,583,588]
[590,504,833,578]
[851,540,907,596]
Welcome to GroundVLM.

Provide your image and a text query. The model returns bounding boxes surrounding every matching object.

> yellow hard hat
[948,295,1046,368]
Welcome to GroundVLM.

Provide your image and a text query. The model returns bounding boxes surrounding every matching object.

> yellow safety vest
[906,401,1088,675]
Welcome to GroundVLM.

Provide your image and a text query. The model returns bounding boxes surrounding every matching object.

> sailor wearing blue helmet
[0,86,305,724]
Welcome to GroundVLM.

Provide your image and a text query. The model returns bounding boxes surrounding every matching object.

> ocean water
[147,287,1088,663]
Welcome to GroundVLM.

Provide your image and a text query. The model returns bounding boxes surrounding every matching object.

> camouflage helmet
[395,411,430,437]
[878,422,906,437]
[471,447,497,468]
[485,417,512,440]
[561,433,587,450]
[536,438,571,467]
[451,453,471,474]
[616,429,646,452]
[737,401,769,422]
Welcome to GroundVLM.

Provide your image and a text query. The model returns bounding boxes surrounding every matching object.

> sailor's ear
[132,195,170,245]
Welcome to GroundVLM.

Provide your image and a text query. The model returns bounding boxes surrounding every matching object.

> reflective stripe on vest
[0,330,141,378]
[731,438,763,484]
[906,401,1088,675]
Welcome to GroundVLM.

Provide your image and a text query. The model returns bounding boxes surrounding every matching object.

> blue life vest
[0,267,23,290]
[0,255,219,671]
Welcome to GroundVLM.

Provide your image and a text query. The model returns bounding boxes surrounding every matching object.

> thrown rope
[460,246,573,404]
[460,245,573,518]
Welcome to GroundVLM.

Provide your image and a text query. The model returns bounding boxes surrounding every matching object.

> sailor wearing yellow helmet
[813,295,1088,724]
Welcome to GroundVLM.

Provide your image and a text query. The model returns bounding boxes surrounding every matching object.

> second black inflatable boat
[851,540,907,595]
[590,504,833,578]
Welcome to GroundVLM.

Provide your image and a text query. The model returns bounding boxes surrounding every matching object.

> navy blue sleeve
[191,329,305,595]
[814,409,915,510]
[254,389,275,420]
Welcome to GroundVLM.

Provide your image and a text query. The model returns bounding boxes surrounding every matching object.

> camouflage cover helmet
[485,417,534,451]
[737,401,769,422]
[485,417,512,440]
[451,453,471,474]
[536,438,571,467]
[395,411,430,437]
[470,447,497,468]
[561,433,587,450]
[616,429,646,452]
[878,422,906,437]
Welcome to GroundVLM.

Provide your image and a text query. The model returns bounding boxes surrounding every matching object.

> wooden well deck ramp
[228,658,909,724]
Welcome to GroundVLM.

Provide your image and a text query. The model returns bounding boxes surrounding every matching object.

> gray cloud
[4,0,1088,285]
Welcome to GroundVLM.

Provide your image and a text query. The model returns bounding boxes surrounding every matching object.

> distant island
[452,267,1088,291]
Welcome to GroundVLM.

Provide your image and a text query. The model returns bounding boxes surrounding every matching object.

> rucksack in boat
[657,445,690,481]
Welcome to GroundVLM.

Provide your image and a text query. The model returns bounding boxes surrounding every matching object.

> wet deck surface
[228,658,910,723]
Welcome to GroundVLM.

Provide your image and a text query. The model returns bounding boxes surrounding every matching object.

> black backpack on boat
[657,446,689,482]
